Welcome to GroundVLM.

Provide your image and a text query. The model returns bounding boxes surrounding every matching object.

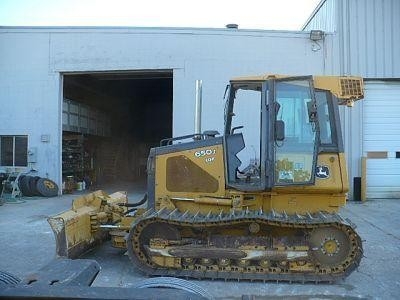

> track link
[126,208,363,283]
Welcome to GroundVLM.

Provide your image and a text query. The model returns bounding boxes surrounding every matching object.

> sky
[0,0,321,30]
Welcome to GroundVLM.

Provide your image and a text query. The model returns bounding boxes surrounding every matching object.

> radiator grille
[340,78,363,98]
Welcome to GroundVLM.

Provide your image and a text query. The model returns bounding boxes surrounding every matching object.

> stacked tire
[18,175,58,197]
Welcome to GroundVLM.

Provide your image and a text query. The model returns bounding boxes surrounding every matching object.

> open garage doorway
[61,70,173,194]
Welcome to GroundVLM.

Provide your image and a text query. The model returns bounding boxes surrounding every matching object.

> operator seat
[225,133,245,183]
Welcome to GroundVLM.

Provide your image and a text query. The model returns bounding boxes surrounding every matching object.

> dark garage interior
[62,70,173,192]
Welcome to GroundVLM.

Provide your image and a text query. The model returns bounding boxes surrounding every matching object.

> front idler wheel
[309,227,350,268]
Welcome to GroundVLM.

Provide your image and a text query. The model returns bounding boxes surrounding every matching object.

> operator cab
[224,75,342,192]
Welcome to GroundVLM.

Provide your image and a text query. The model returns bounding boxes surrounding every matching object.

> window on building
[0,136,28,167]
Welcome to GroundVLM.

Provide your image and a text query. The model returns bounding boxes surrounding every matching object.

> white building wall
[338,0,400,198]
[302,0,337,32]
[337,0,400,77]
[304,0,400,76]
[0,27,329,189]
[0,32,62,181]
[304,0,400,199]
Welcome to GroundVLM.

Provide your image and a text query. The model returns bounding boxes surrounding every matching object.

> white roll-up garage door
[363,81,400,199]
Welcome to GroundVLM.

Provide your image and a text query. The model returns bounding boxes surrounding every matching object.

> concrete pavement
[0,188,399,299]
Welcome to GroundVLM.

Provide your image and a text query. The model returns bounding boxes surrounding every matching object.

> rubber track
[126,208,363,283]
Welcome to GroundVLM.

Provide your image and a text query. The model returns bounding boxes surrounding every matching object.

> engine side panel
[154,141,226,212]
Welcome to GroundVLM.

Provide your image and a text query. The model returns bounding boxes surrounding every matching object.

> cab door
[272,77,319,186]
[224,82,266,191]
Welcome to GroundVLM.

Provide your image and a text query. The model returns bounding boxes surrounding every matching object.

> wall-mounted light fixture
[309,30,324,52]
[309,30,324,41]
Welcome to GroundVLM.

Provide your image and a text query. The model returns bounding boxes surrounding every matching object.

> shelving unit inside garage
[62,99,111,190]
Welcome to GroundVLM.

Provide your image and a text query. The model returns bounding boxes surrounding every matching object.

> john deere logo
[316,165,330,179]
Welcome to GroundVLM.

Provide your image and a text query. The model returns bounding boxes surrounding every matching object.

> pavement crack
[343,208,400,241]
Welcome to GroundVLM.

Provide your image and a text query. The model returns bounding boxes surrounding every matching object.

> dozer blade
[48,190,127,258]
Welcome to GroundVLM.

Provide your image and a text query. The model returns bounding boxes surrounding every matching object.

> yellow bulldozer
[49,74,364,282]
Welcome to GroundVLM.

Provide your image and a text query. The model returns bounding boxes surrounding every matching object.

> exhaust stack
[194,80,202,139]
